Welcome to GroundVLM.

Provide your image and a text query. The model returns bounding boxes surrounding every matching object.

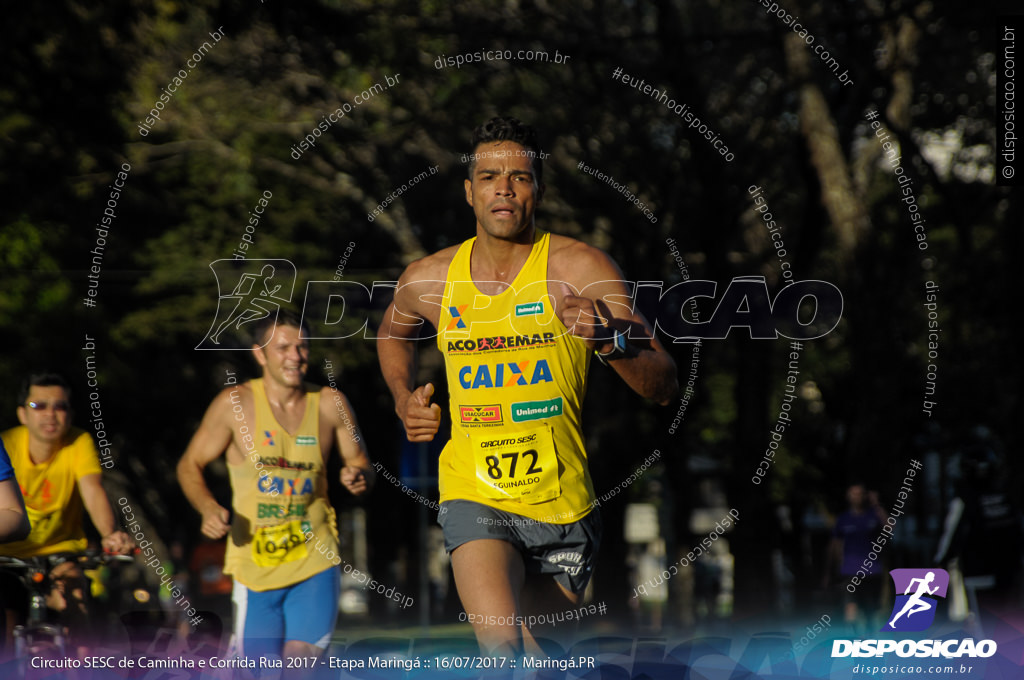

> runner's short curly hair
[468,117,544,184]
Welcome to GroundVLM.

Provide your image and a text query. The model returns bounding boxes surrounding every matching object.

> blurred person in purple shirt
[823,483,887,632]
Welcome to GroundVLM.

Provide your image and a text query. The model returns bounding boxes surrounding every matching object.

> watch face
[615,331,628,353]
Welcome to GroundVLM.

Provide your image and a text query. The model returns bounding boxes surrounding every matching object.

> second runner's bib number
[251,519,308,567]
[472,425,560,503]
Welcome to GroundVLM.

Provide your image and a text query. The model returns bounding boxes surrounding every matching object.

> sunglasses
[26,400,70,412]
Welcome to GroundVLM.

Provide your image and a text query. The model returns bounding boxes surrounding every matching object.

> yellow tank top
[437,231,595,523]
[0,426,101,558]
[224,379,339,590]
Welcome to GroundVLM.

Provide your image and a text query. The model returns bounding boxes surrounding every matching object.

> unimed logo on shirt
[515,302,544,316]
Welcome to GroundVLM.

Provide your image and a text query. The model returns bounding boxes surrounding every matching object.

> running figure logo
[882,568,949,632]
[197,259,297,350]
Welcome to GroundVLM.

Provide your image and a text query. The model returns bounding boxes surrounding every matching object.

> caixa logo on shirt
[458,360,553,389]
[258,476,315,496]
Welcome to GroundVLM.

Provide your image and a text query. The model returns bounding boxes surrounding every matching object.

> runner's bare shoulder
[401,245,460,284]
[392,244,461,321]
[210,381,254,420]
[547,234,622,289]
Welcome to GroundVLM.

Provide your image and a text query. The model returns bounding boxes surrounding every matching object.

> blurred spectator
[823,483,887,633]
[935,430,1023,635]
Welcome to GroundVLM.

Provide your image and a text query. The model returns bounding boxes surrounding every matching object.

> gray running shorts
[438,499,602,594]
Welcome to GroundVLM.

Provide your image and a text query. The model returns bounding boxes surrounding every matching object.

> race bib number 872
[472,425,560,504]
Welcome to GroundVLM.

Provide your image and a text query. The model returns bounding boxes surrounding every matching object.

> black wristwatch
[595,329,637,365]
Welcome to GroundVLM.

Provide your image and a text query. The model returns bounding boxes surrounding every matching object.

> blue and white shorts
[231,565,340,661]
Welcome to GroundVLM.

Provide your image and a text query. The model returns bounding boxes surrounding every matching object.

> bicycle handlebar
[0,549,136,571]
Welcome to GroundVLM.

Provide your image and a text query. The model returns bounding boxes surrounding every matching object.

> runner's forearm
[177,457,223,516]
[0,478,29,540]
[610,349,678,404]
[79,476,119,537]
[0,508,29,541]
[377,335,419,413]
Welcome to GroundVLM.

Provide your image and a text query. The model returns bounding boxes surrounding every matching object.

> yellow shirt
[437,231,596,523]
[0,426,102,558]
[223,379,339,591]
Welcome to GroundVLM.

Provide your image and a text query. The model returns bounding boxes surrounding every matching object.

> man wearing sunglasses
[0,373,132,642]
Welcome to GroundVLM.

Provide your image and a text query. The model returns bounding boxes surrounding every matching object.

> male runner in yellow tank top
[377,117,678,655]
[177,310,374,667]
